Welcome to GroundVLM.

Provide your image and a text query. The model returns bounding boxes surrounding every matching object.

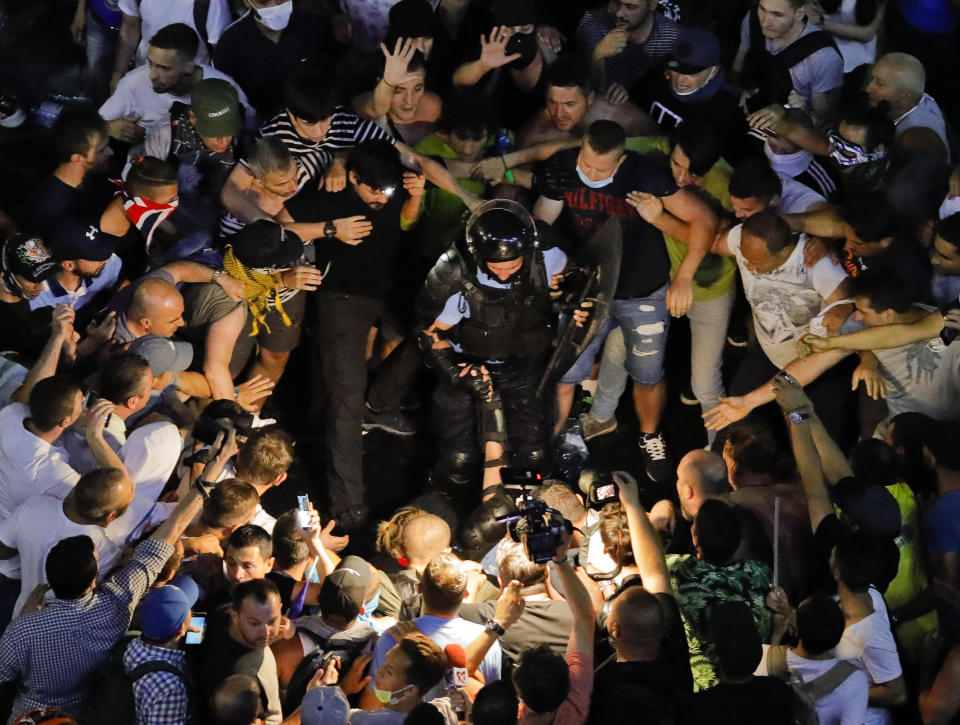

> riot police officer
[416,199,582,486]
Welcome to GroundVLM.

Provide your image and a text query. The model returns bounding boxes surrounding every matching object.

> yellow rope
[222,245,291,336]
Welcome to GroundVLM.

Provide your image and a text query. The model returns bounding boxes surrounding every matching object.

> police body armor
[418,241,554,364]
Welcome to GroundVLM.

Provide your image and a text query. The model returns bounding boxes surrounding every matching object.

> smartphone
[296,495,312,529]
[940,307,959,345]
[83,389,98,408]
[186,613,206,645]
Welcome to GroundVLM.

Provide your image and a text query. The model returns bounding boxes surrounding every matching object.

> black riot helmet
[464,199,539,276]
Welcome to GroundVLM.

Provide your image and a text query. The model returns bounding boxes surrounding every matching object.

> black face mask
[836,157,890,198]
[506,31,538,69]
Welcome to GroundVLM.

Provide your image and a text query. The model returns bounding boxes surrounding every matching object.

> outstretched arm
[614,471,671,594]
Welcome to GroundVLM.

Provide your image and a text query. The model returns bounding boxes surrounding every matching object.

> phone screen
[595,484,616,500]
[185,614,206,645]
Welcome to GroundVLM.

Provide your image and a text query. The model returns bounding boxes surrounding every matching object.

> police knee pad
[432,449,479,489]
[512,446,552,473]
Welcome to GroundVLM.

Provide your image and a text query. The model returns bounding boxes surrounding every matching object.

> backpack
[281,625,376,715]
[766,645,859,725]
[78,634,195,725]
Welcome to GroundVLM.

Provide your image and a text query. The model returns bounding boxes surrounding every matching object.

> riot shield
[536,217,622,398]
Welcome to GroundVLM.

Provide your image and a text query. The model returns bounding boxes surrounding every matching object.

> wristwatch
[484,620,506,637]
[323,220,337,239]
[786,409,811,425]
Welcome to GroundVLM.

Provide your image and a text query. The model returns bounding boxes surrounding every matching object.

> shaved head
[876,53,926,97]
[402,513,451,568]
[127,277,185,338]
[679,450,730,496]
[73,468,135,522]
[610,587,664,650]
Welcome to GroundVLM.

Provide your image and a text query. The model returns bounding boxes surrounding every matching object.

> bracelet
[484,620,505,637]
[212,269,225,283]
[194,478,213,499]
[233,386,240,400]
[499,155,516,183]
[380,77,396,89]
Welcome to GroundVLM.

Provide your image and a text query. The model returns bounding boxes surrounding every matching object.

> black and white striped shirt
[258,107,394,191]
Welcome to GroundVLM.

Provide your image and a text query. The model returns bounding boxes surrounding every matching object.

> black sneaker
[362,404,416,436]
[679,385,699,406]
[638,431,673,484]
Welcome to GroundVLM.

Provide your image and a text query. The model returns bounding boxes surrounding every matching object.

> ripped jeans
[560,282,670,390]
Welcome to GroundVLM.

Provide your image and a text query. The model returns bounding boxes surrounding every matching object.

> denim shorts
[560,282,670,386]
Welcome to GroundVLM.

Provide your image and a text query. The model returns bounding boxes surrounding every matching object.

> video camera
[496,468,573,564]
[577,468,619,510]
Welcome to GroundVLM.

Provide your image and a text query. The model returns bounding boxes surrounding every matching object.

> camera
[191,401,255,446]
[577,469,619,510]
[495,469,573,564]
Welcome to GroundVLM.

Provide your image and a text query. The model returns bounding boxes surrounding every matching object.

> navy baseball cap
[667,28,721,74]
[139,575,199,641]
[49,218,114,262]
[230,220,303,270]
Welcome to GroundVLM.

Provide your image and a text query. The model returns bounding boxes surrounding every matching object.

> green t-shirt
[625,136,737,301]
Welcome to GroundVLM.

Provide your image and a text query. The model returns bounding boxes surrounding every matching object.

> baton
[773,496,781,589]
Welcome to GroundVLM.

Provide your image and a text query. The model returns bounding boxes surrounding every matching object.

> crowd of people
[0,0,958,722]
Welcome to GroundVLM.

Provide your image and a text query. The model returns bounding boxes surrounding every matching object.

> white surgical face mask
[576,164,615,189]
[253,0,293,31]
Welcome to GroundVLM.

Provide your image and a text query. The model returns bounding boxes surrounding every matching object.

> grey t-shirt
[739,20,843,102]
[873,328,960,420]
[460,598,574,672]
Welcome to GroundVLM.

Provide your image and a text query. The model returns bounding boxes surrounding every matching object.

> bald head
[676,450,730,521]
[127,277,186,338]
[212,674,264,725]
[72,468,134,523]
[609,587,664,656]
[402,513,451,569]
[867,53,926,114]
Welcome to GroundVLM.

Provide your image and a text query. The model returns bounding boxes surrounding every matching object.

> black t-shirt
[841,238,933,303]
[540,149,677,298]
[681,676,795,725]
[213,8,335,118]
[590,592,692,723]
[266,571,298,616]
[809,512,900,597]
[460,598,574,673]
[27,174,116,239]
[286,183,408,298]
[631,72,756,167]
[0,299,52,361]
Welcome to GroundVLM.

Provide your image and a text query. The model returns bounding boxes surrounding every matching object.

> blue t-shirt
[925,489,960,553]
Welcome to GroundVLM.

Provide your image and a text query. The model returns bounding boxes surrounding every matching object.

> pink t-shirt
[519,651,594,725]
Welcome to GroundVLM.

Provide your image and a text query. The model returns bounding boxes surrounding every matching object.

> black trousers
[312,291,383,513]
[432,358,552,460]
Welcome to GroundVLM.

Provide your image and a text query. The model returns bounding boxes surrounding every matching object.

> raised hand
[480,27,522,69]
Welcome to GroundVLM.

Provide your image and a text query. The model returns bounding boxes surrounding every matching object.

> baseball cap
[49,218,114,262]
[832,477,902,538]
[139,575,199,641]
[318,556,371,622]
[667,28,721,74]
[2,234,58,283]
[191,79,241,139]
[230,220,303,270]
[129,334,194,375]
[301,686,350,725]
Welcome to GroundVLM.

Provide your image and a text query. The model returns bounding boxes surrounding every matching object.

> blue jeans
[590,289,733,443]
[560,282,671,387]
[84,13,117,104]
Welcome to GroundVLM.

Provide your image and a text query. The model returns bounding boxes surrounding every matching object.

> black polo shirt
[286,183,408,298]
[213,8,335,118]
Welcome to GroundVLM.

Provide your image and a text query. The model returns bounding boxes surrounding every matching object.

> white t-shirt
[824,0,877,72]
[371,615,501,701]
[728,227,847,366]
[756,646,870,725]
[779,177,827,214]
[118,0,232,66]
[0,403,80,520]
[29,255,123,312]
[0,495,119,617]
[250,504,277,535]
[99,64,252,151]
[835,587,902,725]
